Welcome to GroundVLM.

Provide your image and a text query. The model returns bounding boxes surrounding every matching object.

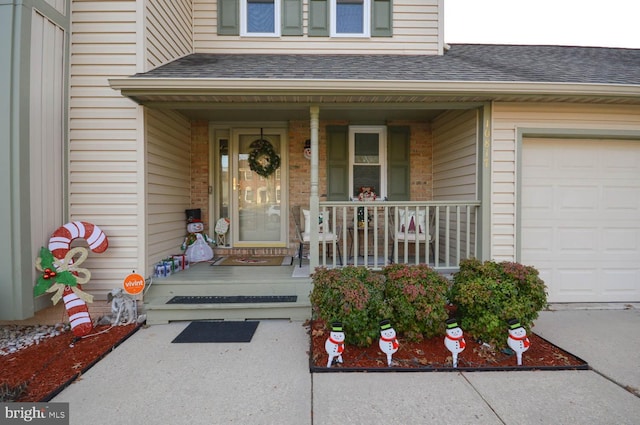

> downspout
[309,106,320,269]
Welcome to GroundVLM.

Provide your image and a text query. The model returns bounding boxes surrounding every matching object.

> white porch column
[309,105,320,269]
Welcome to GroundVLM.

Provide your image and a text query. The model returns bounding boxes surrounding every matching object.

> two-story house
[3,0,640,322]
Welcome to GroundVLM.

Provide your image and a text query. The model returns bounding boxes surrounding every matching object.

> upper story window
[218,0,391,38]
[240,0,281,36]
[332,0,370,37]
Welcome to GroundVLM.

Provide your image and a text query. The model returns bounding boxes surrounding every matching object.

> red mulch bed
[309,320,588,372]
[0,324,140,402]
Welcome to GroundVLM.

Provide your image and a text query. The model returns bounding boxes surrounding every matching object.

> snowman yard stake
[507,318,531,366]
[378,319,399,367]
[325,322,345,368]
[444,318,466,368]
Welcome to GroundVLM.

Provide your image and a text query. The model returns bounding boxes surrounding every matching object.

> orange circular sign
[123,273,145,295]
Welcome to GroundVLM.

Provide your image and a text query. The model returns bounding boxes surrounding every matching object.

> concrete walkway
[52,307,640,425]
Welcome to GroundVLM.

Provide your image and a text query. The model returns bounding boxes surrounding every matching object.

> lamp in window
[304,139,311,160]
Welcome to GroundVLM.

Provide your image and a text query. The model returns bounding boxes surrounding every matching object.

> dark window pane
[354,133,379,163]
[353,165,380,197]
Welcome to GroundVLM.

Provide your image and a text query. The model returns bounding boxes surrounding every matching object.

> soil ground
[0,324,140,402]
[309,320,587,371]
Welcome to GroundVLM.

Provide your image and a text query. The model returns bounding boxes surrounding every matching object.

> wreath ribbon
[35,246,93,304]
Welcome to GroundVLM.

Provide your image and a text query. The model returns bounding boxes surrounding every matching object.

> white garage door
[521,138,640,303]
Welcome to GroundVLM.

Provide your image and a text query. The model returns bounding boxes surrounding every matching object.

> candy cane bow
[35,246,94,304]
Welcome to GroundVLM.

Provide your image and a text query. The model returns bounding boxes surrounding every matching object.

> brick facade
[190,120,433,255]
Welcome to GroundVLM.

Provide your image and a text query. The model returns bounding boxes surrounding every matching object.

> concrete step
[143,296,311,324]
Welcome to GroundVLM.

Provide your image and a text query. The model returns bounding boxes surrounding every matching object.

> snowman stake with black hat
[507,318,531,366]
[325,322,345,368]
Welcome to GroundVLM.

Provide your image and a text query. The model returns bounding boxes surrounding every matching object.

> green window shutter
[218,0,239,35]
[371,0,392,37]
[308,0,329,36]
[326,126,349,200]
[282,0,303,35]
[387,126,410,201]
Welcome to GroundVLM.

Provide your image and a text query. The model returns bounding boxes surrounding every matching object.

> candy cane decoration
[48,221,109,337]
[49,221,108,260]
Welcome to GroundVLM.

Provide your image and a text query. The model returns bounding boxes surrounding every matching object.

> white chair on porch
[291,205,342,267]
[389,207,434,263]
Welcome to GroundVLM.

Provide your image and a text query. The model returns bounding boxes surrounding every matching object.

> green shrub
[310,266,391,347]
[382,264,450,341]
[448,258,548,348]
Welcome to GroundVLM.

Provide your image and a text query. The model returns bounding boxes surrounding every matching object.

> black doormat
[166,295,297,304]
[172,321,259,343]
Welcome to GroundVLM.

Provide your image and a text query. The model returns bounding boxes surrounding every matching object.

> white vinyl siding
[146,0,193,69]
[193,0,441,54]
[70,0,140,299]
[432,109,478,200]
[146,109,192,268]
[492,103,640,263]
[432,109,479,265]
[30,11,66,298]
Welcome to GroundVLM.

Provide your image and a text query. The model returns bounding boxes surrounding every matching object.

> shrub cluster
[447,258,548,348]
[310,264,449,345]
[310,267,390,347]
[382,264,449,341]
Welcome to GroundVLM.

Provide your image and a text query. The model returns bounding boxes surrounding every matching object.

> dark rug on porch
[172,321,259,343]
[167,295,298,304]
[213,255,291,266]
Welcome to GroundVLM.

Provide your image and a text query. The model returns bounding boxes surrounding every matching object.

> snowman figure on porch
[507,318,531,366]
[378,319,399,367]
[325,322,345,368]
[181,219,215,263]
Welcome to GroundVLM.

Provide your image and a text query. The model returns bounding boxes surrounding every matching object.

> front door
[231,128,287,247]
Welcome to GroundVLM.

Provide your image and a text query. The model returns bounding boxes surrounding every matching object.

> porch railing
[313,201,481,271]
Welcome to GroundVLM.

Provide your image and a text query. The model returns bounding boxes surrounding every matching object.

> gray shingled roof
[134,44,640,85]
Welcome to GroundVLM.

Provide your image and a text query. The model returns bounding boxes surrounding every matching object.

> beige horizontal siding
[432,109,478,200]
[491,102,640,263]
[432,109,479,264]
[193,0,441,55]
[146,109,192,275]
[146,0,193,69]
[70,0,141,300]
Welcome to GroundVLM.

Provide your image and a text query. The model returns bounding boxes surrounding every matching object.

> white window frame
[330,0,371,37]
[348,125,387,199]
[240,0,281,37]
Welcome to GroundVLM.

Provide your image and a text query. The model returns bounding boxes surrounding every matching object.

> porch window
[349,126,386,198]
[331,0,370,37]
[241,0,281,36]
[326,125,408,201]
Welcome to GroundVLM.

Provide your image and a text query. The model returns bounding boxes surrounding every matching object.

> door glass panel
[237,133,282,242]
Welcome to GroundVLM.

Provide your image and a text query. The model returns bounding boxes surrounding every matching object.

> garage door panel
[521,138,640,303]
[603,228,639,252]
[557,227,597,252]
[602,186,640,212]
[557,185,599,212]
[603,269,640,293]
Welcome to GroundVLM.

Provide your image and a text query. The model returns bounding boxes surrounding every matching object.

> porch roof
[110,44,640,112]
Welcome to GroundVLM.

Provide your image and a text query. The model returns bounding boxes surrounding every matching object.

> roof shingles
[133,44,640,85]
